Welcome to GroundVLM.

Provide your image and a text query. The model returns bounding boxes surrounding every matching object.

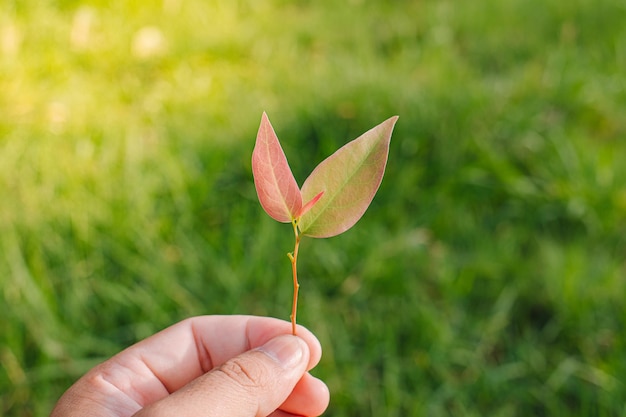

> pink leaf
[252,112,302,223]
[297,190,324,218]
[298,116,399,238]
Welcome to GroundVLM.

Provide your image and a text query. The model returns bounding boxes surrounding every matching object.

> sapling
[252,112,398,335]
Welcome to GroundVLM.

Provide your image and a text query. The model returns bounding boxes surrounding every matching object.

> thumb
[134,334,311,417]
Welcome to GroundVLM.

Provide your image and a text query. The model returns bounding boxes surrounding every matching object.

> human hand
[50,315,329,417]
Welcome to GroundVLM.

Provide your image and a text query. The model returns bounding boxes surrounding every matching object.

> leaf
[252,112,302,223]
[298,116,398,238]
[297,190,324,218]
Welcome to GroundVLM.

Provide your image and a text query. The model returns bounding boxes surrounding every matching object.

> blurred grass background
[1,0,626,415]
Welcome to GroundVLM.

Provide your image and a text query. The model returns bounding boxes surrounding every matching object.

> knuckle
[216,357,270,389]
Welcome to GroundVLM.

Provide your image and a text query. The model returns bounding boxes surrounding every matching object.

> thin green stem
[289,218,301,335]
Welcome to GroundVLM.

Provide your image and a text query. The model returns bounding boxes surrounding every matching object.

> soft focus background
[1,0,625,416]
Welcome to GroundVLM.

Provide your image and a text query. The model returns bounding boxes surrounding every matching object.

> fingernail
[258,335,306,369]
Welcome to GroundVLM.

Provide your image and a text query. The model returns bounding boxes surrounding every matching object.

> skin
[50,315,330,417]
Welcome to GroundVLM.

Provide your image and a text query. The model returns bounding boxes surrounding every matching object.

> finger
[184,315,323,373]
[278,373,330,417]
[134,334,312,417]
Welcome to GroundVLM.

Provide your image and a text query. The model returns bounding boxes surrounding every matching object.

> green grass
[2,0,626,416]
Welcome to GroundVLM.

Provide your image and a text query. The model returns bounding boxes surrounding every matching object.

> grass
[1,0,626,416]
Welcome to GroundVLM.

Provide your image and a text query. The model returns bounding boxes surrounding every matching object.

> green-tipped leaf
[298,116,398,237]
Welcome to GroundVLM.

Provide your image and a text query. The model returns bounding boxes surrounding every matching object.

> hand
[50,315,330,417]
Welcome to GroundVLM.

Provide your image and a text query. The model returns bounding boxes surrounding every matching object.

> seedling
[252,112,398,335]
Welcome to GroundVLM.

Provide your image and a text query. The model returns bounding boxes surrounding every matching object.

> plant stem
[289,219,301,335]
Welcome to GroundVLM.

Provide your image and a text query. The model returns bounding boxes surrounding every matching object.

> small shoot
[252,112,398,335]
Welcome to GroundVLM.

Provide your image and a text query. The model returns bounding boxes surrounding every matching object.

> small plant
[252,112,398,335]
